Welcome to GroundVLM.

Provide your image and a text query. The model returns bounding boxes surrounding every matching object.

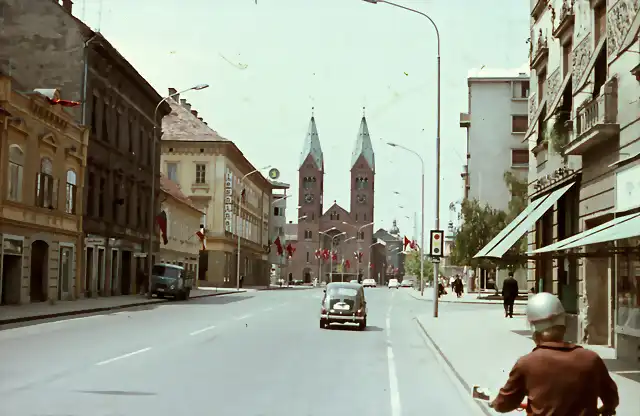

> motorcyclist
[489,292,619,415]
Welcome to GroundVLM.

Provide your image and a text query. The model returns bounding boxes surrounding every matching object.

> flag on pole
[195,228,206,250]
[274,237,283,256]
[155,211,168,245]
[403,236,411,251]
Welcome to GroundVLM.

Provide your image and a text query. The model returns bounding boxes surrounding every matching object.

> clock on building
[357,194,367,204]
[305,193,314,204]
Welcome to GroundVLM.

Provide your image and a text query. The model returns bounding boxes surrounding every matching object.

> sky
[77,0,530,238]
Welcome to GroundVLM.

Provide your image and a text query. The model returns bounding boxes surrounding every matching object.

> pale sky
[78,0,529,237]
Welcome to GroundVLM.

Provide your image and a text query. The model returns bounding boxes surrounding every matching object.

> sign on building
[224,169,234,233]
[616,163,640,212]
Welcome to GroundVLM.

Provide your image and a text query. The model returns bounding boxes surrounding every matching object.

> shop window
[616,248,640,335]
[65,170,77,214]
[7,145,24,202]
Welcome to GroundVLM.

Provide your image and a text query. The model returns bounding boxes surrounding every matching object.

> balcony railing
[565,78,619,155]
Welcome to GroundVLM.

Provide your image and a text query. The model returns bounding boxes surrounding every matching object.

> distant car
[362,279,377,288]
[400,279,413,288]
[320,282,367,330]
[388,279,400,289]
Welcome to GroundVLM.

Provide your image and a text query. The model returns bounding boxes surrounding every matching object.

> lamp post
[342,221,374,281]
[363,0,441,317]
[147,84,208,296]
[319,228,346,283]
[236,166,271,291]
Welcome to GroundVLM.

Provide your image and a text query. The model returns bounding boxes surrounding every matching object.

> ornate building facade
[287,113,375,283]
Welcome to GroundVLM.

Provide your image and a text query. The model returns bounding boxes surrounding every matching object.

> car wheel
[320,319,327,329]
[359,320,366,331]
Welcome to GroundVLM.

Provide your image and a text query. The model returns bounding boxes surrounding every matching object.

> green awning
[529,212,640,254]
[474,181,576,259]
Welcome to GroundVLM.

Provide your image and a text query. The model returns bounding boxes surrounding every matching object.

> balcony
[459,112,470,128]
[531,0,548,20]
[564,78,619,156]
[530,29,549,72]
[552,0,575,43]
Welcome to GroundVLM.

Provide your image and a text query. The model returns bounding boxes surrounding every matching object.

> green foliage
[404,250,435,282]
[546,111,571,156]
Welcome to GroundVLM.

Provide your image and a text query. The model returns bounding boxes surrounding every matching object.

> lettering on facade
[224,169,234,232]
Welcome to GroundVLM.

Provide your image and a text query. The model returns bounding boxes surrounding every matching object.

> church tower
[350,112,375,228]
[297,111,324,242]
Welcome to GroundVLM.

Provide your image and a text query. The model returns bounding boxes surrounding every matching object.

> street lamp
[363,0,441,318]
[342,221,374,280]
[147,83,209,296]
[236,165,272,291]
[319,228,346,283]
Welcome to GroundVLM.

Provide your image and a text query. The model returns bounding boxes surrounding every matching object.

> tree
[404,250,436,282]
[503,171,529,268]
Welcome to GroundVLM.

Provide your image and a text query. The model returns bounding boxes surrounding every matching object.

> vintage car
[320,282,367,330]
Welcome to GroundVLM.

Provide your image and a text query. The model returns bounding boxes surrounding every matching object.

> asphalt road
[0,288,484,416]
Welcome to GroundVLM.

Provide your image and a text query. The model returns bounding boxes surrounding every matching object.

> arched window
[7,145,24,201]
[66,170,77,214]
[36,157,56,209]
[355,176,368,190]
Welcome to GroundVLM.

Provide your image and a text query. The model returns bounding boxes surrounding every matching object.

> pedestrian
[453,275,463,298]
[502,271,519,318]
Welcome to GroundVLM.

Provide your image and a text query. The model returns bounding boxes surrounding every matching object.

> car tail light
[357,308,365,316]
[321,307,327,314]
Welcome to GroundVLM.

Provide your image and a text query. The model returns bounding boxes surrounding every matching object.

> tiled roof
[160,175,203,213]
[162,97,228,142]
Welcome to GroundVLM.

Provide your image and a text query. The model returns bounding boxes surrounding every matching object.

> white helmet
[526,292,566,332]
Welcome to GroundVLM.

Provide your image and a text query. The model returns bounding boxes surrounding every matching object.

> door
[58,246,73,300]
[97,247,105,295]
[121,251,132,295]
[85,247,94,296]
[30,240,49,302]
[111,249,119,295]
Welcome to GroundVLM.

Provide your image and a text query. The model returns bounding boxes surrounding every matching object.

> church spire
[299,107,323,170]
[351,109,375,171]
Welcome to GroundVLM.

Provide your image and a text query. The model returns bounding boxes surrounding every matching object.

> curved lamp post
[341,221,374,280]
[147,83,208,296]
[319,228,346,283]
[364,0,442,318]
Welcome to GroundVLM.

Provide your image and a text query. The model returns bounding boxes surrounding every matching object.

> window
[513,81,530,99]
[101,101,109,142]
[302,176,317,189]
[128,119,134,153]
[355,176,368,190]
[273,207,283,216]
[195,164,206,184]
[200,213,207,229]
[358,231,365,240]
[114,111,120,149]
[330,211,339,220]
[511,115,528,133]
[306,252,310,262]
[86,172,95,216]
[91,95,98,136]
[167,163,178,182]
[7,145,24,202]
[136,186,143,226]
[511,149,529,167]
[594,3,606,45]
[65,170,77,214]
[147,132,153,166]
[98,177,105,218]
[139,129,145,165]
[562,42,573,77]
[304,230,312,240]
[35,157,56,209]
[537,71,546,103]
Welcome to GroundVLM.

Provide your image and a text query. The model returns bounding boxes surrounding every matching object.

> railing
[575,79,618,138]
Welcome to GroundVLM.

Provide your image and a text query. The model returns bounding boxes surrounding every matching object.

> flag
[155,211,168,245]
[369,262,373,270]
[274,236,283,256]
[345,259,351,270]
[314,249,322,259]
[403,236,411,250]
[46,97,81,107]
[331,251,338,262]
[195,227,206,250]
[240,188,246,204]
[322,249,330,262]
[410,240,417,250]
[285,243,295,258]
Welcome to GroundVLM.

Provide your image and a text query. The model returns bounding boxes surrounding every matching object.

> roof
[270,180,290,190]
[467,63,530,80]
[351,116,375,171]
[160,174,203,214]
[326,282,363,290]
[299,116,323,170]
[162,97,228,142]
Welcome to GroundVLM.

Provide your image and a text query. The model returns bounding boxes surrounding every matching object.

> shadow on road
[327,324,384,332]
[160,294,254,306]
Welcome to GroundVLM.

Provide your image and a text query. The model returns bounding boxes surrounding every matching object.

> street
[0,288,482,416]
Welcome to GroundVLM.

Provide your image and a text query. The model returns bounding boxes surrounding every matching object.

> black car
[320,282,367,330]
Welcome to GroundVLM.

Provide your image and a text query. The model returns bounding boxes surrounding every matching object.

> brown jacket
[492,342,619,415]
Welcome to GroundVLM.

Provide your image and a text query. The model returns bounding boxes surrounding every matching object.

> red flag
[155,211,168,245]
[410,240,417,250]
[369,262,373,270]
[286,243,295,258]
[345,259,351,270]
[331,251,338,262]
[240,188,246,204]
[404,236,411,250]
[322,249,330,262]
[195,227,206,250]
[46,97,81,107]
[314,249,322,259]
[274,237,283,256]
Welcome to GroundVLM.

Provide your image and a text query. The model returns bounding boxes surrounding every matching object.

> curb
[414,318,493,416]
[407,292,527,306]
[0,290,244,326]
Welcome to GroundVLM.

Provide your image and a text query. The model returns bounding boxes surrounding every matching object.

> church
[286,111,375,283]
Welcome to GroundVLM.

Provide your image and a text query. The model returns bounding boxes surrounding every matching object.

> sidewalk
[0,287,242,325]
[407,288,528,305]
[415,307,640,415]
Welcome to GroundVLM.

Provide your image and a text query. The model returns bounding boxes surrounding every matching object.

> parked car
[388,278,400,289]
[362,278,377,288]
[320,282,367,330]
[400,279,413,288]
[149,263,193,300]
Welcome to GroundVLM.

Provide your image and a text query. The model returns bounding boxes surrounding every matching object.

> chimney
[61,0,73,13]
[168,87,179,102]
[198,117,203,122]
[191,110,198,118]
[204,122,208,125]
[180,99,191,112]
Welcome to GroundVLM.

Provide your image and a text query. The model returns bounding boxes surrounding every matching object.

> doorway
[1,254,22,305]
[58,245,73,300]
[303,267,311,283]
[110,249,119,295]
[97,247,105,295]
[30,240,49,302]
[121,251,132,295]
[85,247,94,296]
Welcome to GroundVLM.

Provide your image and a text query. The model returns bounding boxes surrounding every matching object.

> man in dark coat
[502,271,519,318]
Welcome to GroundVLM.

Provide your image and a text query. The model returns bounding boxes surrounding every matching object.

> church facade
[286,113,375,283]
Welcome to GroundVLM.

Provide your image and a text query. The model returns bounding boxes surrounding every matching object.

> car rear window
[152,265,180,278]
[327,287,358,297]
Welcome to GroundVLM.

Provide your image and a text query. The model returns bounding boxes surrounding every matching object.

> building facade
[460,69,531,211]
[160,94,274,287]
[0,76,88,304]
[372,220,405,283]
[268,181,290,284]
[288,113,376,282]
[0,0,172,298]
[157,175,203,276]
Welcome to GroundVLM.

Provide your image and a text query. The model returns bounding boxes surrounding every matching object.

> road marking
[235,314,252,321]
[263,307,273,312]
[95,347,151,366]
[189,325,216,336]
[386,295,401,416]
